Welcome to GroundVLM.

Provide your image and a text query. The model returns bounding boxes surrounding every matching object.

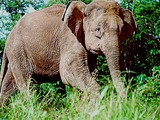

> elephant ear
[62,1,86,43]
[121,9,136,41]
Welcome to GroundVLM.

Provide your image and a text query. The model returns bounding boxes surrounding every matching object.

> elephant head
[62,0,136,97]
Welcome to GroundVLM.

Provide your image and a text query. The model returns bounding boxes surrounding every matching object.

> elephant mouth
[90,49,102,55]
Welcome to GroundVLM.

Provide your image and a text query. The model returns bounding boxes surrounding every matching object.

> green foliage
[0,77,159,120]
[132,0,160,73]
[1,0,44,25]
[46,0,69,7]
[45,0,92,7]
[0,0,45,52]
[0,40,5,51]
[120,0,160,75]
[81,0,92,4]
[133,66,160,102]
[34,81,66,108]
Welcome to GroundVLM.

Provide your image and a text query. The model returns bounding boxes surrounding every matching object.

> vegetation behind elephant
[0,0,136,103]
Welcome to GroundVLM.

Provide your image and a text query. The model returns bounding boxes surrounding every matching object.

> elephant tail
[0,50,8,91]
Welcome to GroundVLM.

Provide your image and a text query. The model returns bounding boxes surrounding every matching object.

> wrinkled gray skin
[0,0,136,103]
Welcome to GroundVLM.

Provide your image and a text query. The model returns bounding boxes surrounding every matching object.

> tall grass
[0,71,159,120]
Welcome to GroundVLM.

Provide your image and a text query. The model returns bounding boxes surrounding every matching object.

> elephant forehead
[103,2,121,14]
[86,1,121,17]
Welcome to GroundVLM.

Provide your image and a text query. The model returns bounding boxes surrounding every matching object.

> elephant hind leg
[0,67,17,104]
[11,64,32,94]
[10,48,33,93]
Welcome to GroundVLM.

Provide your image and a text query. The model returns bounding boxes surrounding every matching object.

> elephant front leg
[60,52,100,98]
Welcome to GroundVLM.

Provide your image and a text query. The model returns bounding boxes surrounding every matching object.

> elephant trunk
[102,38,126,98]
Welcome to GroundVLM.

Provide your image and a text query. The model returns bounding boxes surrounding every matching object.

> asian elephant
[0,0,136,102]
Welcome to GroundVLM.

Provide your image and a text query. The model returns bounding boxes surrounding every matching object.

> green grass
[0,78,159,120]
[2,60,159,120]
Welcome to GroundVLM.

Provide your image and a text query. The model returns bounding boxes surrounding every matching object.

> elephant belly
[32,56,60,78]
[32,74,61,83]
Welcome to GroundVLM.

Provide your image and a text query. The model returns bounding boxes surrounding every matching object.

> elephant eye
[95,27,100,31]
[95,25,104,39]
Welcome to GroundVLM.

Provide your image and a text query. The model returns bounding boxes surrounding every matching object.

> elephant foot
[0,93,8,106]
[119,90,127,99]
[86,83,101,100]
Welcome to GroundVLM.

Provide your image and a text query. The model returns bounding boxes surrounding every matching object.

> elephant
[0,0,136,103]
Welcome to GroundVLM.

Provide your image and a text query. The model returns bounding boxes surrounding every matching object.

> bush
[133,66,160,102]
